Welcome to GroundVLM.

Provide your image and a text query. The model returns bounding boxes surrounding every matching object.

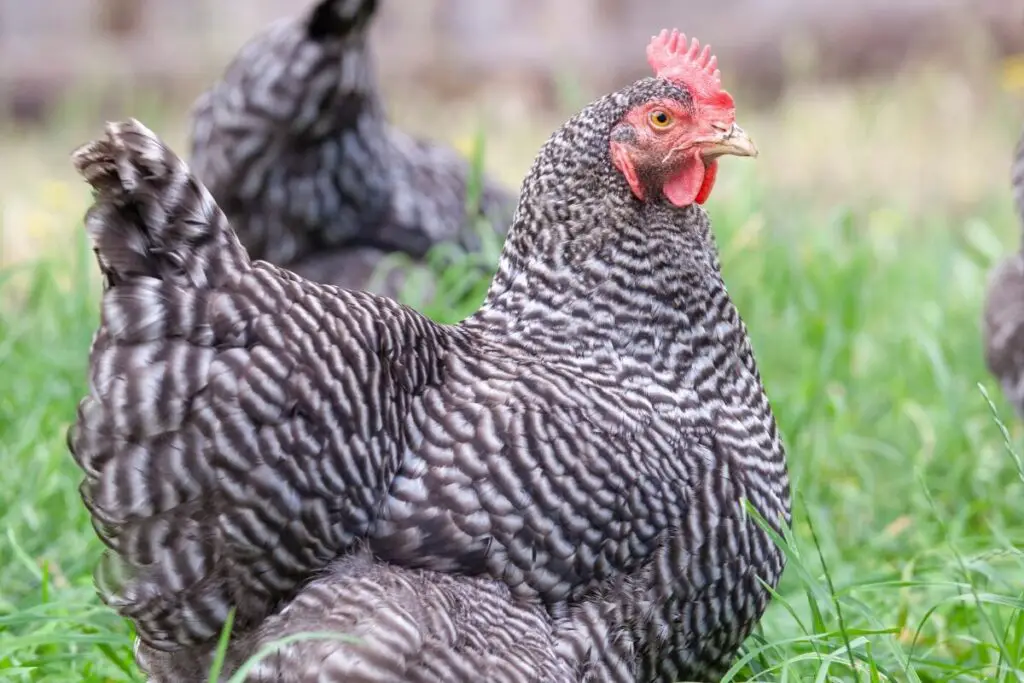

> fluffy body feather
[70,72,790,681]
[188,0,515,295]
[984,126,1024,416]
[136,550,604,683]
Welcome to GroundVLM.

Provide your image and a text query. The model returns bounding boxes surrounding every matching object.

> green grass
[3,100,1024,681]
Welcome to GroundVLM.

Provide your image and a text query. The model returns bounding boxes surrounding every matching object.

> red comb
[646,29,723,100]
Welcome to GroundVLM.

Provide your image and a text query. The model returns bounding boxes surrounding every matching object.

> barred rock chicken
[135,548,594,682]
[69,29,791,682]
[984,126,1024,416]
[188,0,515,296]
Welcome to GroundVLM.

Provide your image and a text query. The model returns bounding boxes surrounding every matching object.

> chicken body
[188,0,515,295]
[984,127,1024,416]
[70,71,790,680]
[137,550,602,683]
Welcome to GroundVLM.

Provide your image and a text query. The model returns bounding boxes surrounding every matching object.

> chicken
[135,549,603,682]
[69,30,791,682]
[984,126,1024,417]
[188,0,515,296]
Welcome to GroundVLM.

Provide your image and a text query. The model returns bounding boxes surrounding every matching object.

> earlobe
[610,141,645,201]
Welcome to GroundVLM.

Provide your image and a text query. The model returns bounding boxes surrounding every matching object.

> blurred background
[2,0,1024,264]
[2,0,1023,110]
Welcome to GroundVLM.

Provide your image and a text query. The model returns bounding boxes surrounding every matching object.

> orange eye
[648,110,673,129]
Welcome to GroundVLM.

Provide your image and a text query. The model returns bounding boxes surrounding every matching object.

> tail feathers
[72,119,250,291]
[307,0,377,41]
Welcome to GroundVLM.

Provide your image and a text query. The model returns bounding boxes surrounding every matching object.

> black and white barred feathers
[69,75,791,682]
[188,0,515,295]
[984,126,1024,417]
[136,549,601,682]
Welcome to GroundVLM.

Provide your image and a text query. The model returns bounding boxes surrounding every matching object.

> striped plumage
[135,550,597,682]
[69,61,790,681]
[188,0,515,295]
[984,126,1024,416]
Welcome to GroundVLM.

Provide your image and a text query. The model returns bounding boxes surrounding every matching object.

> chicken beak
[699,123,758,160]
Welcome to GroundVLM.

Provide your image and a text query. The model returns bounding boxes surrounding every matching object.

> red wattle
[662,155,705,207]
[694,161,718,205]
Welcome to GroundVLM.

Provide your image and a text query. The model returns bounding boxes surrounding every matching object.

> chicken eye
[649,110,673,129]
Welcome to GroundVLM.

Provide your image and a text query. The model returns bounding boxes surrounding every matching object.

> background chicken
[188,0,516,297]
[983,127,1024,417]
[68,30,789,682]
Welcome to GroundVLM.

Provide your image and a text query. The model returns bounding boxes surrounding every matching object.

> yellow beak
[700,123,758,160]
